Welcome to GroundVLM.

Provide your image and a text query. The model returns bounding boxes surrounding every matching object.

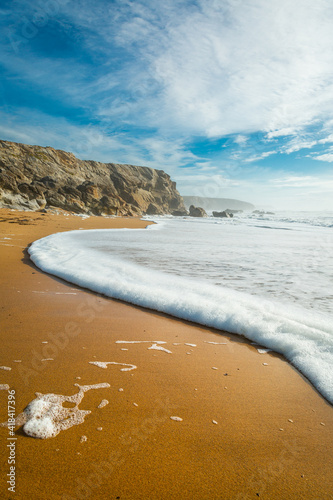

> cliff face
[0,140,185,216]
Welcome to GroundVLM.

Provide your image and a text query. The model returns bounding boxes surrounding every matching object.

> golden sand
[0,209,332,499]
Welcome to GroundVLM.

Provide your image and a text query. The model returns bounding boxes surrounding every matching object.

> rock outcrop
[171,209,189,216]
[0,140,186,216]
[212,210,233,218]
[189,205,207,217]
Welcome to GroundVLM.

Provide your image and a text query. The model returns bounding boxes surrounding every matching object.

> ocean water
[28,211,333,405]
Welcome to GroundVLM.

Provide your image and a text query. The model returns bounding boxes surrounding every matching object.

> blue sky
[1,0,333,210]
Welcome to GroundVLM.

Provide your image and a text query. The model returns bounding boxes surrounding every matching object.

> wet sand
[0,208,332,500]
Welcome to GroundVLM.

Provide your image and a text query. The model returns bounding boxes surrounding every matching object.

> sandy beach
[0,208,332,500]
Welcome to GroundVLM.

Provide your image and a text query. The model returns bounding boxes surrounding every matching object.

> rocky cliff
[0,140,186,216]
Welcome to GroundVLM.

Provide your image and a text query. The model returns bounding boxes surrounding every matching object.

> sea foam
[28,216,333,405]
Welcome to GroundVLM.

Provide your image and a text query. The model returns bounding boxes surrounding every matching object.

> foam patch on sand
[115,340,166,344]
[0,383,110,439]
[89,361,137,371]
[97,399,109,408]
[0,384,10,390]
[148,343,172,354]
[0,366,11,371]
[204,341,227,345]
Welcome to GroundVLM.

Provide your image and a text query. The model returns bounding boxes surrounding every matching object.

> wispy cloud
[283,139,318,154]
[313,153,333,162]
[244,151,277,163]
[271,175,333,189]
[5,0,333,140]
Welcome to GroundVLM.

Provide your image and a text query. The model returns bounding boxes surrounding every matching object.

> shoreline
[0,208,332,499]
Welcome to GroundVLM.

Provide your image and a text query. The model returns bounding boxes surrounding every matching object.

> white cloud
[126,0,333,138]
[271,175,333,189]
[244,151,277,163]
[283,139,318,154]
[3,0,333,154]
[313,153,333,162]
[0,109,198,173]
[318,134,333,144]
[266,128,299,139]
[25,0,332,143]
[234,135,249,145]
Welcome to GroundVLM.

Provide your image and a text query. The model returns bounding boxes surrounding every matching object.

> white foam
[170,416,183,422]
[204,342,227,345]
[97,399,109,408]
[0,383,110,439]
[89,361,137,371]
[0,366,11,371]
[148,343,172,354]
[28,219,333,405]
[115,340,166,344]
[0,384,10,390]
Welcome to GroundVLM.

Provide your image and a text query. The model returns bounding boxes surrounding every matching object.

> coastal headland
[0,209,332,499]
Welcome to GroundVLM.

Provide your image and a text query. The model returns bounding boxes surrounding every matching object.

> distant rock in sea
[212,210,233,218]
[189,205,207,217]
[0,139,186,216]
